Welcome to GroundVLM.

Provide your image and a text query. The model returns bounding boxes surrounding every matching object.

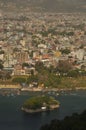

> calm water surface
[0,90,86,130]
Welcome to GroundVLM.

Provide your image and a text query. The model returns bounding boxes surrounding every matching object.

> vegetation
[56,60,73,73]
[0,60,85,90]
[67,70,80,77]
[39,30,74,37]
[22,96,59,110]
[0,63,3,70]
[12,76,28,84]
[2,73,86,90]
[26,75,38,84]
[57,31,74,36]
[35,62,86,89]
[57,76,86,89]
[40,110,86,130]
[29,61,61,88]
[22,63,30,68]
[10,61,86,89]
[60,49,70,54]
[0,50,4,54]
[0,71,11,80]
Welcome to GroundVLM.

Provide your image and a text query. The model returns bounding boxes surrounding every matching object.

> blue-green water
[0,90,86,130]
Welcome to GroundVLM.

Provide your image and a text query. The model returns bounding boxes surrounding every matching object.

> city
[0,13,85,89]
[0,1,86,130]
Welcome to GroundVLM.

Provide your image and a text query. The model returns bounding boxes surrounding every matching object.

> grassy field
[57,76,86,90]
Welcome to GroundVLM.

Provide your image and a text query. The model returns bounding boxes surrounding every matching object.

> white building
[75,49,85,60]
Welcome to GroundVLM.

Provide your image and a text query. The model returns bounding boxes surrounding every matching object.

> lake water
[0,90,86,130]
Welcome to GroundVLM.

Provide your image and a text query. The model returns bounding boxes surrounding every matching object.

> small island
[21,96,60,113]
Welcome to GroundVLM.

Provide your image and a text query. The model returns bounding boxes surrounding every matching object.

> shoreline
[21,104,60,114]
[0,85,86,92]
[20,87,86,92]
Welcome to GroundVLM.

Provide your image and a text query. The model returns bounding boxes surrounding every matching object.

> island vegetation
[21,96,60,113]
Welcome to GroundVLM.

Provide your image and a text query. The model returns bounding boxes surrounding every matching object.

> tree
[0,63,3,70]
[27,75,38,84]
[0,50,4,54]
[44,73,61,87]
[67,70,79,77]
[22,63,29,68]
[35,61,45,72]
[61,49,70,54]
[57,60,73,73]
[12,77,26,83]
[40,110,86,130]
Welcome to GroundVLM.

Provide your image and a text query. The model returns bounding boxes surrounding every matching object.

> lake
[0,90,86,130]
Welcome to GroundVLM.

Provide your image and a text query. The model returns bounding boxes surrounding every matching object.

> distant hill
[0,0,86,13]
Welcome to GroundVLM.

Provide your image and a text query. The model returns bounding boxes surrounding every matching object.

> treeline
[11,61,86,88]
[40,110,86,130]
[0,61,85,88]
[12,68,61,88]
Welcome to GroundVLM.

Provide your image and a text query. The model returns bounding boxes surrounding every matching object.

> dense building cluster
[0,13,86,76]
